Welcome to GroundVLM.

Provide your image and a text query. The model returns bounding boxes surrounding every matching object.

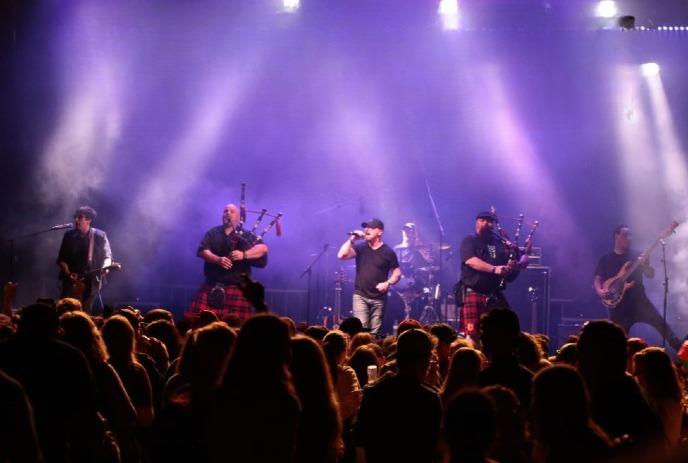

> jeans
[353,293,386,335]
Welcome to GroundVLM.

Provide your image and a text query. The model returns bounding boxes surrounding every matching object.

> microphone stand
[425,179,445,323]
[1,224,71,314]
[300,243,330,325]
[660,239,669,348]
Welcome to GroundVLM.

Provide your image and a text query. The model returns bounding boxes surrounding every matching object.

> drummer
[394,223,435,283]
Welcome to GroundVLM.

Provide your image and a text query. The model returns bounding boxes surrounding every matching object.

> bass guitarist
[57,206,113,313]
[594,224,681,350]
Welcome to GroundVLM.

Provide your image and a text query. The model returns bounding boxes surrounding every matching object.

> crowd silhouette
[2,279,688,463]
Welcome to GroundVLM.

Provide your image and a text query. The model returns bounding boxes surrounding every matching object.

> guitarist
[57,206,113,313]
[594,224,681,350]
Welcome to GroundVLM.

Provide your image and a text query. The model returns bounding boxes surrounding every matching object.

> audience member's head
[479,308,521,359]
[191,310,219,329]
[304,325,329,343]
[280,317,297,337]
[633,347,681,403]
[322,329,349,382]
[516,332,548,372]
[627,337,649,374]
[554,342,577,365]
[339,317,364,338]
[101,314,137,364]
[483,385,526,463]
[114,306,142,334]
[577,320,627,382]
[142,308,175,324]
[349,344,380,386]
[531,364,611,460]
[441,347,482,401]
[59,311,108,365]
[349,332,375,354]
[178,321,236,395]
[146,319,182,362]
[17,303,59,338]
[430,323,458,347]
[397,318,422,338]
[56,297,82,315]
[290,335,343,462]
[449,336,475,357]
[220,314,292,394]
[443,389,497,462]
[396,328,433,379]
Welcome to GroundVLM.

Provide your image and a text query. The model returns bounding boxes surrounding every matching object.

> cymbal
[397,243,452,251]
[429,242,451,250]
[417,266,440,273]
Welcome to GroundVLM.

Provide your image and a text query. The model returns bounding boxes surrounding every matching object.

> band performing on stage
[47,192,681,344]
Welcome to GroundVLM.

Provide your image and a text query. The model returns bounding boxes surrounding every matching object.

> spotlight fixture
[438,0,460,31]
[618,15,636,30]
[640,62,660,78]
[282,0,299,13]
[595,1,618,19]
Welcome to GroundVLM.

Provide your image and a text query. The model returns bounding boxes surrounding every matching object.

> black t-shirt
[460,233,513,294]
[594,250,646,295]
[354,242,399,299]
[198,226,257,285]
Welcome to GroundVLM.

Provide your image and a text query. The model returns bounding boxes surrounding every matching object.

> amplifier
[503,266,551,335]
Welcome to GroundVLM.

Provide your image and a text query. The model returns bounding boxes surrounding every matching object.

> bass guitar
[600,221,678,309]
[64,262,122,301]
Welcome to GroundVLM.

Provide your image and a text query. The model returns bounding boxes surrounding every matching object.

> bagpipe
[234,183,283,268]
[489,205,540,288]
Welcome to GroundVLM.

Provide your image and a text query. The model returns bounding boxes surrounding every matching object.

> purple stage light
[595,1,618,19]
[641,62,660,77]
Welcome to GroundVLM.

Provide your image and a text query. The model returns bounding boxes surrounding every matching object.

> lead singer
[338,218,401,335]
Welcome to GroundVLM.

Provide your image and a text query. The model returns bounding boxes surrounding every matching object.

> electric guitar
[600,222,678,309]
[64,262,122,301]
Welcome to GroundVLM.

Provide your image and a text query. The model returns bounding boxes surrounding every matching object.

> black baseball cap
[362,218,384,230]
[476,211,496,222]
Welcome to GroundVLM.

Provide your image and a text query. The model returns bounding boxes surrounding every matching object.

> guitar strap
[87,228,95,270]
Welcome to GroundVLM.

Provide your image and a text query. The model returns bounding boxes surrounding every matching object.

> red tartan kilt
[460,291,489,336]
[187,283,253,321]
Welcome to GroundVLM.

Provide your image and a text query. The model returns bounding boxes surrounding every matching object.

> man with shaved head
[188,203,268,322]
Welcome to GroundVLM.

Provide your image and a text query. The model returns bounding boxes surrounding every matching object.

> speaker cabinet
[503,266,551,335]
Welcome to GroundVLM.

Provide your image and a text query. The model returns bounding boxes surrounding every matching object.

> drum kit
[394,242,450,324]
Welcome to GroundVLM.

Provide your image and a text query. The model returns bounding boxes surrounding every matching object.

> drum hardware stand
[424,179,446,323]
[419,282,442,325]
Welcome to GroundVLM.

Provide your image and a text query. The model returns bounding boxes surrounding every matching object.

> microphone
[50,223,73,230]
[348,231,364,238]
